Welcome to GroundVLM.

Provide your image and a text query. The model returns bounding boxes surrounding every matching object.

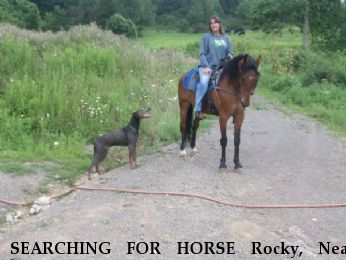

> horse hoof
[219,163,227,170]
[218,167,228,173]
[234,164,243,170]
[179,150,187,159]
[191,147,198,155]
[234,167,244,174]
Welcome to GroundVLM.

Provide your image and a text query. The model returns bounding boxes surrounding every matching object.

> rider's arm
[225,36,233,59]
[199,34,210,68]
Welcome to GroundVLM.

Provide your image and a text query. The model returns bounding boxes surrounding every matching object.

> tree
[0,0,41,29]
[249,0,345,50]
[219,0,239,15]
[309,0,346,50]
[41,5,67,31]
[15,0,41,29]
[0,0,17,23]
[186,0,223,32]
[249,0,309,48]
[106,13,137,37]
[115,0,155,26]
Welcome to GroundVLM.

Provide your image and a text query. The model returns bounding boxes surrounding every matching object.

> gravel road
[1,96,345,260]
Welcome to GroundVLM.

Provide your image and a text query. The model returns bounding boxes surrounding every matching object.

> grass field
[0,24,345,185]
[136,28,202,50]
[137,27,346,137]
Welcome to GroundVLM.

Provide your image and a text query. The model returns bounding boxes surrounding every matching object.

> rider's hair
[209,16,225,35]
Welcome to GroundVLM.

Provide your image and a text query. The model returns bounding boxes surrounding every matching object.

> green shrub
[293,50,346,87]
[106,13,137,38]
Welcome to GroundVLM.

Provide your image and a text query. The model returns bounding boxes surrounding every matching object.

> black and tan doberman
[88,108,151,180]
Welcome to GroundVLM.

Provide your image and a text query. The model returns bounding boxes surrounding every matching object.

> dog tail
[186,105,193,142]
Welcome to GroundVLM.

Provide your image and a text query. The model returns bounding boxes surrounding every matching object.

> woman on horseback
[195,16,233,120]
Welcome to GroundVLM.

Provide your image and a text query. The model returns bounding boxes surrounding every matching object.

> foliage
[0,23,192,181]
[309,0,346,51]
[1,0,344,51]
[292,49,346,87]
[0,0,40,29]
[106,13,137,38]
[249,0,307,33]
[247,0,346,51]
[186,0,223,32]
[41,5,68,31]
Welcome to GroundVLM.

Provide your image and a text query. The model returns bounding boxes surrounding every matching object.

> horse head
[220,54,260,107]
[236,54,261,107]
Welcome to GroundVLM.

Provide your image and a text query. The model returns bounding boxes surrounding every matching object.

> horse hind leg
[190,116,200,154]
[186,105,193,142]
[179,104,192,158]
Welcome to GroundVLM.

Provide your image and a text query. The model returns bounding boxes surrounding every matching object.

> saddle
[182,67,221,93]
[182,67,222,116]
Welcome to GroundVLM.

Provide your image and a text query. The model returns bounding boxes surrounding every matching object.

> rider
[195,16,233,120]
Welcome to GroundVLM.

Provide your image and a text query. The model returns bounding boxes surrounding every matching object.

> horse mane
[219,54,259,82]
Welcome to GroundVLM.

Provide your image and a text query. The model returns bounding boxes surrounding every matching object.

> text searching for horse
[178,54,261,170]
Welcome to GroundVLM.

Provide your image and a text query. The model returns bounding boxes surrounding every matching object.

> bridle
[215,86,246,108]
[214,73,259,108]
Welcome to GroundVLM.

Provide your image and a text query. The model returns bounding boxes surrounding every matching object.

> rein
[214,86,247,108]
[214,86,239,97]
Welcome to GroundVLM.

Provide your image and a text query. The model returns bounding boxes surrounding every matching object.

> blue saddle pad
[182,68,213,92]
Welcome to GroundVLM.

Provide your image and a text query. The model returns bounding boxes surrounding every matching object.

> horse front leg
[233,113,244,169]
[219,115,228,169]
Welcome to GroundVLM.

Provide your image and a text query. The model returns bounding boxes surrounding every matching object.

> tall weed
[0,23,193,167]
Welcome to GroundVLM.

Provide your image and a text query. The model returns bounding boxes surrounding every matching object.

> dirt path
[1,96,346,259]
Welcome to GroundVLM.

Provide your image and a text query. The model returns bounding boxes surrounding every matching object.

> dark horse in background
[178,54,260,170]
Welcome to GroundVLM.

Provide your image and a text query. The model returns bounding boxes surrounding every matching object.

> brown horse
[178,54,260,170]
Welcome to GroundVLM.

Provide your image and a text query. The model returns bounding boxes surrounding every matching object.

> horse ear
[237,54,247,69]
[256,55,261,67]
[244,54,248,64]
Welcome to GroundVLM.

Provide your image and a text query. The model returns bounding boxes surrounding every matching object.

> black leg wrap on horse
[220,137,228,147]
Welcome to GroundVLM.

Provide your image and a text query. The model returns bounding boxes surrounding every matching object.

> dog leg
[89,146,109,179]
[128,144,138,169]
[87,163,94,180]
[87,155,98,180]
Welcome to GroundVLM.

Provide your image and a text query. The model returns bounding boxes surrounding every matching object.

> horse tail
[186,105,193,142]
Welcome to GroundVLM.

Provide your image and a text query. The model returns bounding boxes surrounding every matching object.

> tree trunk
[303,4,310,49]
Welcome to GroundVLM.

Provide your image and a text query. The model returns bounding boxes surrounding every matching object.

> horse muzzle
[240,99,250,108]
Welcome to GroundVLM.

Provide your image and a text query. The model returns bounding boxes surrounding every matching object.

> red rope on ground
[75,185,346,209]
[0,198,27,206]
[1,185,346,209]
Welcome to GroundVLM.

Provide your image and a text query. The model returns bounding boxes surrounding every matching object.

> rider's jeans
[194,67,211,112]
